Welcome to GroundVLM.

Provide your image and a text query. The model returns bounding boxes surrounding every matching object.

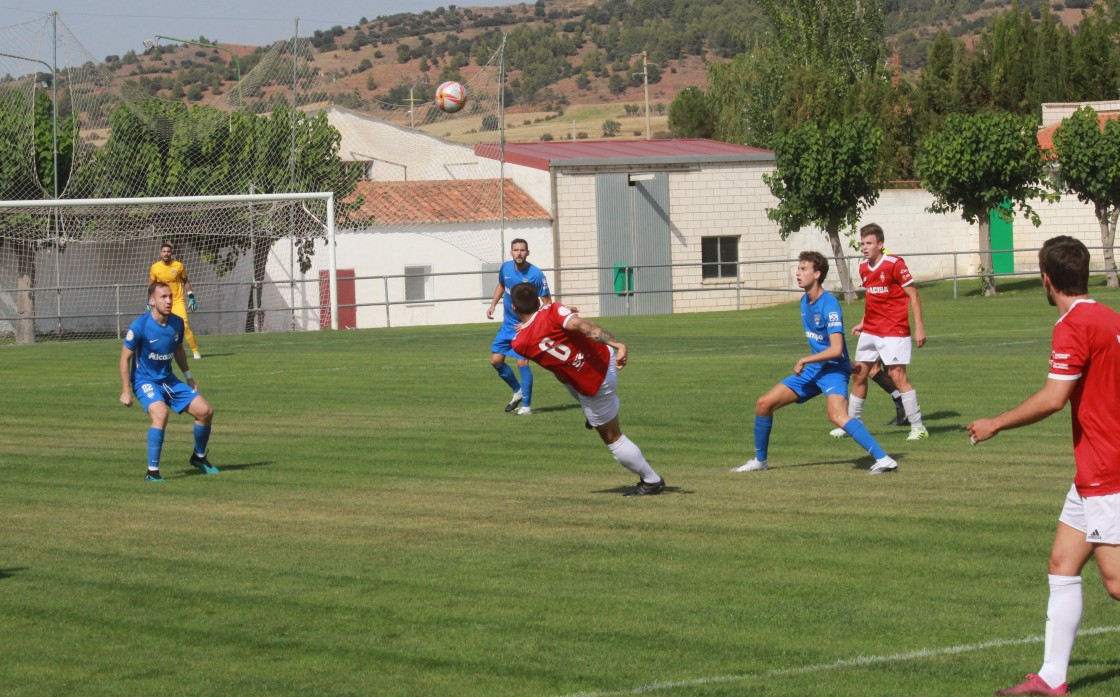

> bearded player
[150,242,202,359]
[508,282,665,496]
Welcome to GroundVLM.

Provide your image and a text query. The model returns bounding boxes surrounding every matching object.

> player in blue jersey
[732,251,898,474]
[485,238,552,415]
[119,281,218,482]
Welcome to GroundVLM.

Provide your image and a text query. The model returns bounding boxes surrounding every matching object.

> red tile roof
[346,179,550,225]
[476,138,773,171]
[1037,111,1120,156]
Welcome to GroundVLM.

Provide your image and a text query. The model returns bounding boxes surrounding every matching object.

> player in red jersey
[508,282,665,496]
[832,223,929,441]
[969,236,1120,696]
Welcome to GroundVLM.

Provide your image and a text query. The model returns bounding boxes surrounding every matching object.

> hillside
[93,0,1096,130]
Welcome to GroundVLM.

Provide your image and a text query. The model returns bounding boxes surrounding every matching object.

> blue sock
[494,363,520,392]
[844,419,886,460]
[193,424,212,457]
[754,415,773,462]
[147,427,165,470]
[518,365,534,406]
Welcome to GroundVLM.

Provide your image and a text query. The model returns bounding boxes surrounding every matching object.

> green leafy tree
[602,119,622,137]
[1052,107,1120,287]
[763,117,883,298]
[705,45,784,148]
[0,91,78,344]
[667,86,714,139]
[915,111,1051,296]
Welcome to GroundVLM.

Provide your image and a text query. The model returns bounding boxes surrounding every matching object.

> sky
[1,1,523,68]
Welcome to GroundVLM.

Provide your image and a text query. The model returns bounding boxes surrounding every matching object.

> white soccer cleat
[731,458,768,472]
[869,456,899,474]
[906,427,929,441]
[516,406,532,415]
[193,351,202,360]
[829,427,849,438]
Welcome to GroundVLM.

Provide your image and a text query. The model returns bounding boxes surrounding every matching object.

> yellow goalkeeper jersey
[149,260,190,305]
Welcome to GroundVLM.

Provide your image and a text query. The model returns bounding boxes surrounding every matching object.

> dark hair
[160,242,173,251]
[1039,235,1089,296]
[859,223,884,243]
[799,251,829,283]
[510,282,541,314]
[148,281,170,298]
[510,238,528,249]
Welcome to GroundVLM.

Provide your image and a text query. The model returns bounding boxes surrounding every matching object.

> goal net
[0,193,337,344]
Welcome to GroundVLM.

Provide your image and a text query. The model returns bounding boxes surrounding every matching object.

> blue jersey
[124,312,184,385]
[498,260,550,326]
[800,290,851,373]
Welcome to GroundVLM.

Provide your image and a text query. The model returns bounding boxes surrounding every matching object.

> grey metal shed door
[595,172,671,316]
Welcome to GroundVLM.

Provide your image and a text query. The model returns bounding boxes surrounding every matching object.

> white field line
[555,625,1120,697]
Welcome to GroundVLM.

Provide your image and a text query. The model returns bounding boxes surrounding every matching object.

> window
[701,236,739,279]
[480,261,501,301]
[404,265,432,303]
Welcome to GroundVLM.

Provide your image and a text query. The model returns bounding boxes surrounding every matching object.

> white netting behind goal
[0,194,334,344]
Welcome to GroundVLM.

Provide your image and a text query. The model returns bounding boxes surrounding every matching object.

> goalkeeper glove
[187,293,197,313]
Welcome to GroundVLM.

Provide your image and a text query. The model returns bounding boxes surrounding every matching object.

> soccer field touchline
[553,625,1120,697]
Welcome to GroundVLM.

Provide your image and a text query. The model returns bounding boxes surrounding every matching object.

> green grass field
[4,278,1120,696]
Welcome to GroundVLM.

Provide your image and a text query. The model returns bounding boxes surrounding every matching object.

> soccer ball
[434,81,467,113]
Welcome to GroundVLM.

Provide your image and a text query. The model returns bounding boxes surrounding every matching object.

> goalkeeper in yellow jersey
[149,242,201,359]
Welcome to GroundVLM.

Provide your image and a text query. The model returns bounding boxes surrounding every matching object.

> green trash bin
[613,262,634,296]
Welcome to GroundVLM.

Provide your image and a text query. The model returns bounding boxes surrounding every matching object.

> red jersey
[511,303,611,397]
[1048,299,1120,497]
[859,254,915,337]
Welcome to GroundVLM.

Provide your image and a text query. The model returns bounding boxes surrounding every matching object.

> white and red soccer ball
[434,81,467,113]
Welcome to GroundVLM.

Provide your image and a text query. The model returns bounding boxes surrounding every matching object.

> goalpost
[0,192,339,344]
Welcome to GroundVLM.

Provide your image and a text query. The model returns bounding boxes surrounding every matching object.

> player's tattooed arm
[572,317,619,345]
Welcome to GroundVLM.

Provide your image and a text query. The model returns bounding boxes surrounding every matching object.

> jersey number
[538,338,571,361]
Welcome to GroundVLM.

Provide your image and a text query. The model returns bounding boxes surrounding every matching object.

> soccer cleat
[888,401,909,426]
[625,478,665,496]
[145,470,164,482]
[869,456,899,474]
[731,458,768,472]
[516,406,532,415]
[829,427,850,438]
[995,674,1069,695]
[193,351,202,360]
[585,419,593,430]
[505,390,522,413]
[190,453,219,474]
[907,426,929,441]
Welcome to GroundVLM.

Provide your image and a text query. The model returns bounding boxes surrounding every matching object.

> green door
[989,203,1014,275]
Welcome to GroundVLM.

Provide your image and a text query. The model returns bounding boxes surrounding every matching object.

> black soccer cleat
[190,453,219,474]
[505,390,523,413]
[145,470,164,483]
[624,478,665,497]
[887,400,909,426]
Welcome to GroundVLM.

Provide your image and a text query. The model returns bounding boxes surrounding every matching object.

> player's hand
[187,293,197,313]
[486,306,495,320]
[120,391,133,408]
[967,418,997,444]
[851,322,864,336]
[614,343,628,369]
[793,357,808,376]
[914,327,927,348]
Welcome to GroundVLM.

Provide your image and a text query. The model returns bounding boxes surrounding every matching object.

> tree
[1052,107,1120,287]
[667,86,714,138]
[763,117,883,299]
[915,111,1051,296]
[602,119,622,137]
[0,90,77,344]
[705,45,784,148]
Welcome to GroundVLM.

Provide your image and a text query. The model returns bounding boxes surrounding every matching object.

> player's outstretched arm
[119,346,135,407]
[568,315,628,368]
[967,378,1075,443]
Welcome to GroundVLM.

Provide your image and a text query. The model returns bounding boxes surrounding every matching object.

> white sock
[608,435,659,483]
[1038,574,1082,688]
[848,394,865,420]
[900,390,924,429]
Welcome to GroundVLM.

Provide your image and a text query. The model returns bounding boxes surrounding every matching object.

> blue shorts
[134,376,199,414]
[491,322,525,359]
[781,364,849,404]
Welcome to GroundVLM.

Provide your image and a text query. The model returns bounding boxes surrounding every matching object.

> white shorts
[565,350,620,428]
[855,333,912,366]
[1058,484,1120,544]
